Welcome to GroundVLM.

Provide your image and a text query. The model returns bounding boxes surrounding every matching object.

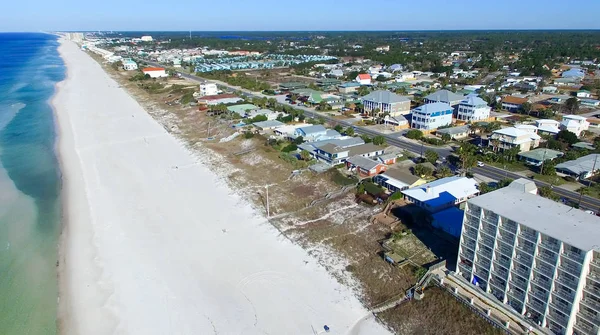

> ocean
[0,33,64,334]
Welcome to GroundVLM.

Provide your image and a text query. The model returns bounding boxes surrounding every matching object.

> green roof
[227,104,258,113]
[517,148,563,162]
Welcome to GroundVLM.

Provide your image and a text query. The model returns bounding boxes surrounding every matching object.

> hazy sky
[3,0,600,31]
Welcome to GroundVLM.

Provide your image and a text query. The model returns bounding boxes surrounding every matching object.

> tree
[373,135,386,146]
[478,182,494,194]
[538,186,559,201]
[521,102,532,115]
[334,125,344,133]
[436,165,453,178]
[424,149,439,164]
[293,136,304,145]
[361,134,373,143]
[345,127,355,136]
[441,133,452,143]
[556,130,578,145]
[300,150,311,161]
[497,178,513,188]
[357,86,370,96]
[541,160,556,176]
[414,164,433,177]
[565,97,580,114]
[405,129,424,140]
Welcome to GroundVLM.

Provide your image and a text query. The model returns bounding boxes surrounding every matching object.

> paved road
[144,60,600,213]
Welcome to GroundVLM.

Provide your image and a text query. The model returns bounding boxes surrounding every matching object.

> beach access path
[54,39,390,335]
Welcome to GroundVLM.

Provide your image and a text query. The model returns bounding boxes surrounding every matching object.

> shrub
[281,143,298,152]
[243,132,254,139]
[406,129,423,140]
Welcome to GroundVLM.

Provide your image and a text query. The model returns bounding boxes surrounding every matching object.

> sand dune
[54,39,389,335]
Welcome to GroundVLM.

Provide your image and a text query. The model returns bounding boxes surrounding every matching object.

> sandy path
[54,39,389,335]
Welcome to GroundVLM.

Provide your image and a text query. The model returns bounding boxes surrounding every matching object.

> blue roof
[432,207,465,238]
[424,191,456,208]
[413,102,453,114]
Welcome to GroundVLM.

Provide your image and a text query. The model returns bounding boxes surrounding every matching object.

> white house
[489,127,541,152]
[122,59,138,71]
[577,90,592,98]
[401,176,479,213]
[140,35,153,42]
[560,115,590,137]
[199,81,218,96]
[355,73,371,85]
[410,102,454,131]
[142,67,168,78]
[456,95,491,122]
[535,119,561,135]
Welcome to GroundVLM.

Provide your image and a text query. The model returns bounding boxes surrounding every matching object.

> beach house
[456,95,491,122]
[355,74,372,85]
[361,90,411,117]
[199,81,218,96]
[489,127,541,152]
[373,169,426,193]
[293,125,341,142]
[561,115,590,137]
[345,156,387,177]
[315,143,384,165]
[501,96,528,112]
[401,176,479,213]
[142,67,168,78]
[424,89,465,106]
[535,119,561,135]
[410,102,454,131]
[122,59,138,71]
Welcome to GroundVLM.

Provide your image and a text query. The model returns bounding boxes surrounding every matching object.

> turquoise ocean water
[0,33,64,334]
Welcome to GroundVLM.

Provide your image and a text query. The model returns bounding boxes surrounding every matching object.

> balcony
[519,231,538,244]
[539,240,561,253]
[562,251,585,264]
[458,261,473,274]
[553,288,575,303]
[499,223,517,235]
[529,288,550,302]
[494,256,511,270]
[527,299,547,314]
[495,266,509,279]
[550,298,573,314]
[536,252,558,267]
[516,242,536,256]
[508,288,526,302]
[464,228,478,240]
[534,264,555,278]
[514,253,533,268]
[476,257,491,270]
[559,260,582,277]
[531,275,552,290]
[574,321,599,335]
[591,257,600,269]
[461,240,476,252]
[584,285,600,299]
[479,227,496,239]
[578,309,600,327]
[479,236,495,249]
[461,250,475,261]
[497,232,515,246]
[588,271,600,284]
[497,244,514,257]
[580,297,600,311]
[556,274,579,291]
[512,267,531,282]
[546,309,569,327]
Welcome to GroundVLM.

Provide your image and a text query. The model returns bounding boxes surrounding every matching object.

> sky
[2,0,600,31]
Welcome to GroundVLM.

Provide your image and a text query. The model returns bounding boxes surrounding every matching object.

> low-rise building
[315,143,384,165]
[298,137,364,158]
[199,81,218,96]
[435,125,470,140]
[535,119,561,135]
[561,115,589,137]
[410,102,454,131]
[337,82,361,94]
[383,115,409,130]
[373,169,426,193]
[197,94,243,106]
[227,104,259,115]
[355,73,371,85]
[142,67,168,78]
[252,120,285,131]
[489,127,541,152]
[345,156,387,177]
[501,96,529,112]
[517,148,564,166]
[456,95,491,122]
[361,90,411,117]
[581,99,600,108]
[122,59,138,71]
[555,154,600,179]
[457,180,600,335]
[424,89,465,106]
[401,176,479,213]
[245,109,279,120]
[577,90,592,98]
[294,125,341,142]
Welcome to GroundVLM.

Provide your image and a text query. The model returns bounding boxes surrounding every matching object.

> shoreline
[53,38,388,334]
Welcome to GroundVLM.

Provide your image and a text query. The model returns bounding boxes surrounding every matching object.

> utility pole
[265,185,270,218]
[539,149,547,175]
[207,121,211,138]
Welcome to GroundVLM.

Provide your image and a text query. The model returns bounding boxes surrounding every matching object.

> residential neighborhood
[84,30,600,335]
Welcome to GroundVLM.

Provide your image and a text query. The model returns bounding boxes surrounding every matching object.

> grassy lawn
[485,160,528,172]
[531,174,566,186]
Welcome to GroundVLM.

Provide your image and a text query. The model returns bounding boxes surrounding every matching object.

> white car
[477,161,484,167]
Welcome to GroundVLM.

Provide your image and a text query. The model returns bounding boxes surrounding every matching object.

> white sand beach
[54,39,389,335]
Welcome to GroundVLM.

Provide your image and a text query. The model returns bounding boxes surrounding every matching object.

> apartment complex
[457,181,600,335]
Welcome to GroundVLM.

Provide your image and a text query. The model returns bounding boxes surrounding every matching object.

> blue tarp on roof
[432,206,464,238]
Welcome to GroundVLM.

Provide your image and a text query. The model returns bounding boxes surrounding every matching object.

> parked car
[477,161,484,167]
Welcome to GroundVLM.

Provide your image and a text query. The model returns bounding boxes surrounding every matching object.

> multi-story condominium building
[424,89,465,106]
[199,81,219,96]
[457,95,491,122]
[410,102,454,130]
[561,115,590,137]
[457,180,600,335]
[361,90,411,116]
[489,127,541,152]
